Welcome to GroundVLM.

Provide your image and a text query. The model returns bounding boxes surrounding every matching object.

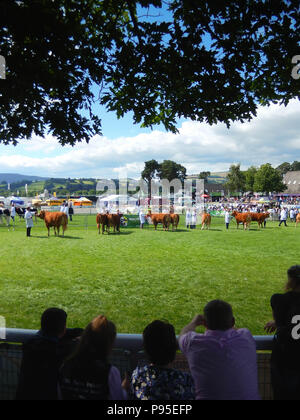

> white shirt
[225,211,231,224]
[280,209,287,220]
[11,206,16,216]
[25,210,34,228]
[185,210,192,225]
[191,211,197,224]
[139,208,146,224]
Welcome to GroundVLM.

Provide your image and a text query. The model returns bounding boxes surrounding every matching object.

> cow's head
[37,210,46,219]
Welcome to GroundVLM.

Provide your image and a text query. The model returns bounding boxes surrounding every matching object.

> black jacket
[16,329,83,400]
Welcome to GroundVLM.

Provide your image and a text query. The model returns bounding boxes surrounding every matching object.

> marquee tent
[9,196,24,205]
[70,197,93,206]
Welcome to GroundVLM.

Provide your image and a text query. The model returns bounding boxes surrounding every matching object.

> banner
[209,211,226,217]
[120,215,141,228]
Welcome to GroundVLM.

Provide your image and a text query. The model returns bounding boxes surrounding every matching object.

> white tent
[98,194,137,204]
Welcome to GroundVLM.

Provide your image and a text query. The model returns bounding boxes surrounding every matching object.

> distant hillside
[208,172,228,184]
[0,173,48,183]
[187,172,228,184]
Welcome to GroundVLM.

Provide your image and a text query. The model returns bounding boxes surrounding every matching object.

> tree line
[141,160,300,195]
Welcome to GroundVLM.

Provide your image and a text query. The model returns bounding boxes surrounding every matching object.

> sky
[0,98,299,180]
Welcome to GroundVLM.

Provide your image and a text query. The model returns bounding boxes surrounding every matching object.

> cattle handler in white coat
[139,207,146,229]
[25,207,34,237]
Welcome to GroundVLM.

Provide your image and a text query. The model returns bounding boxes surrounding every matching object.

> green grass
[0,215,299,335]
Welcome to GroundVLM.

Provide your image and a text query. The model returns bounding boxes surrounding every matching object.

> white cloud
[0,100,299,178]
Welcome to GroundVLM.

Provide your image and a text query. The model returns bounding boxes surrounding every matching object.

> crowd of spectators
[12,265,300,401]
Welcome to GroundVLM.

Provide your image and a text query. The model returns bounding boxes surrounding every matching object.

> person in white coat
[63,203,69,219]
[191,208,197,229]
[139,207,146,229]
[290,208,296,223]
[25,207,34,237]
[185,208,192,229]
[225,209,231,230]
[279,208,288,227]
[11,203,16,223]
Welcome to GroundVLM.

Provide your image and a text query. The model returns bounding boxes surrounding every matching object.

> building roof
[283,171,300,193]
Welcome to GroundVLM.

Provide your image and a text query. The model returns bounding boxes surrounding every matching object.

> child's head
[286,266,300,291]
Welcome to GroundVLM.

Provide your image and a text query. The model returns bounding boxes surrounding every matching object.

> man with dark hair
[179,300,260,400]
[16,308,82,400]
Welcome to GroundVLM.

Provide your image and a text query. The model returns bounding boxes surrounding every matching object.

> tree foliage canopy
[225,164,246,193]
[253,163,286,194]
[0,0,299,145]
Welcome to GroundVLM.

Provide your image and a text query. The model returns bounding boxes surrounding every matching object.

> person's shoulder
[179,331,203,349]
[271,292,292,307]
[234,328,255,340]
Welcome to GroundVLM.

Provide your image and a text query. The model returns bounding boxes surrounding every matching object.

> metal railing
[0,329,274,400]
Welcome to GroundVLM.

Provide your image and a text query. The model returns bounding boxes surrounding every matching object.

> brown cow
[250,212,270,228]
[38,211,68,237]
[232,211,252,230]
[147,211,171,231]
[296,213,300,228]
[96,213,108,234]
[201,213,211,230]
[96,213,121,234]
[169,214,180,231]
[107,213,121,234]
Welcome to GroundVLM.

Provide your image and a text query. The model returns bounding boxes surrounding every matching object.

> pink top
[179,329,261,400]
[108,366,128,400]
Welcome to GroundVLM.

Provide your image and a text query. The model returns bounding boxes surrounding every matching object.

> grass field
[0,215,299,336]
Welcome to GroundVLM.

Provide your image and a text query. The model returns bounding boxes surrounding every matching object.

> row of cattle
[35,210,300,236]
[232,211,270,230]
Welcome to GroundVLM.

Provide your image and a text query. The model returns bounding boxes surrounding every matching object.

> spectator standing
[25,207,34,237]
[131,320,195,400]
[179,300,260,400]
[16,308,81,400]
[264,266,300,400]
[59,315,128,400]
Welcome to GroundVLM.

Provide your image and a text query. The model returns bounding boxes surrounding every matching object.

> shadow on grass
[58,235,83,240]
[201,228,222,232]
[29,235,83,240]
[97,231,134,236]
